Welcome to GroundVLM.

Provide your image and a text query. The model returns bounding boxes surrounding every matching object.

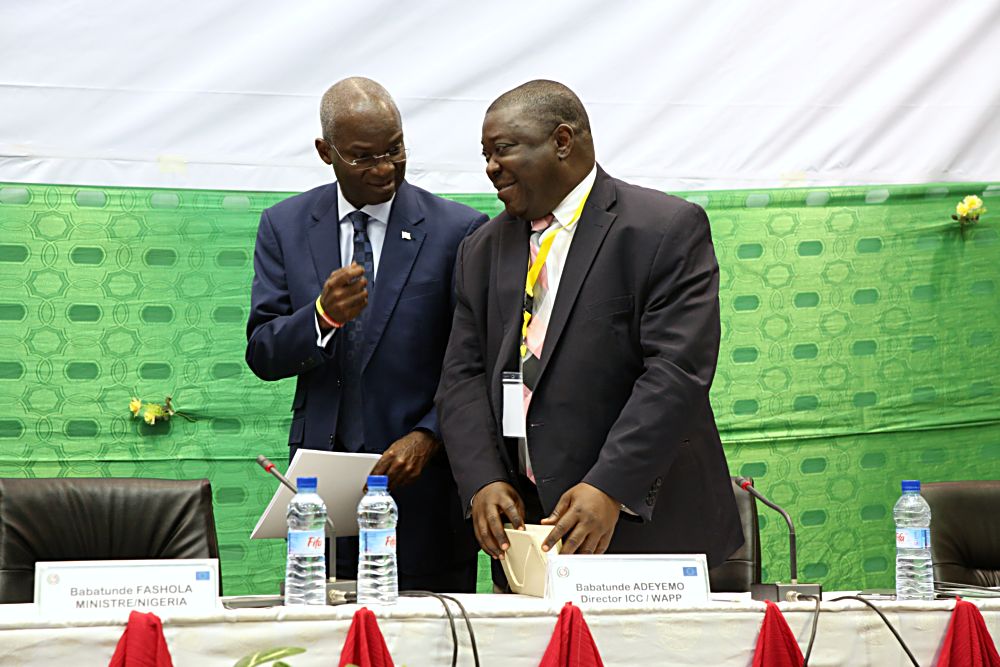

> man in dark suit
[246,77,486,591]
[436,80,743,584]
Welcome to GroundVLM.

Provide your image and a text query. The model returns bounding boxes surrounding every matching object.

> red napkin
[108,611,174,667]
[338,607,395,667]
[937,598,1000,667]
[751,600,804,667]
[538,602,605,667]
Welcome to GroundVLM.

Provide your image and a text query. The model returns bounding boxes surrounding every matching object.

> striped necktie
[520,213,555,481]
[337,210,375,452]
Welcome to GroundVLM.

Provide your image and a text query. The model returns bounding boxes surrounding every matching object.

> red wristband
[315,296,343,328]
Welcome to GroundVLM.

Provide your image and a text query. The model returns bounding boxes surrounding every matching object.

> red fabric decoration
[937,598,1000,667]
[108,611,174,667]
[338,607,395,667]
[751,600,804,667]
[538,602,605,667]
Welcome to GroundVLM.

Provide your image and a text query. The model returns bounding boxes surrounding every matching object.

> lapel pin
[401,230,412,240]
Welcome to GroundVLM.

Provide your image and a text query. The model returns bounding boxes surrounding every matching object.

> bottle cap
[296,476,318,492]
[367,475,388,489]
[901,480,920,492]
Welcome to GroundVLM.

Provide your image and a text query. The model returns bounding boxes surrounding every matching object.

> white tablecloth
[0,594,996,666]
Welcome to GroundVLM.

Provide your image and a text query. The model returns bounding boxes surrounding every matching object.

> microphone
[257,454,298,494]
[735,476,822,602]
[257,454,338,576]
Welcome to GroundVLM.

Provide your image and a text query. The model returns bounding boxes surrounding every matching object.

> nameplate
[35,559,220,618]
[545,554,710,609]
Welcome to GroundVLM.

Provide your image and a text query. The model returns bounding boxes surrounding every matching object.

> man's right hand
[471,481,526,560]
[318,263,368,329]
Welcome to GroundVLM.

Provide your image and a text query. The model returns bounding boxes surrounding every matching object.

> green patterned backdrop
[0,181,997,595]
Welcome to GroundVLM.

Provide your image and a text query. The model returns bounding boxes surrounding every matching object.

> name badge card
[501,371,526,438]
[35,558,220,618]
[546,554,710,609]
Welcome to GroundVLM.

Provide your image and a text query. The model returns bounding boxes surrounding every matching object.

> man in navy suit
[246,77,486,591]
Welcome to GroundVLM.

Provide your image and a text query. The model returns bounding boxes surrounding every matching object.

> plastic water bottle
[285,476,327,605]
[357,475,398,605]
[893,479,934,601]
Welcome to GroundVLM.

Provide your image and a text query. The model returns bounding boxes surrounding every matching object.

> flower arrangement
[952,194,987,228]
[129,395,195,425]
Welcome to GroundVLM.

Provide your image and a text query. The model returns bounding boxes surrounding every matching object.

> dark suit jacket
[436,167,743,567]
[246,179,486,576]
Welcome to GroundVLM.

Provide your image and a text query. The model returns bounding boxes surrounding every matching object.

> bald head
[319,77,401,142]
[314,77,406,207]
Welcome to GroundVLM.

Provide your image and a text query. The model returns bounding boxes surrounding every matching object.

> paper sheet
[251,449,379,539]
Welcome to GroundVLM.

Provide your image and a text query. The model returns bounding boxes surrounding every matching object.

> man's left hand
[540,483,620,555]
[369,430,439,490]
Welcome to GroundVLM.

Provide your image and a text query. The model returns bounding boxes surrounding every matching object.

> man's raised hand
[318,263,368,328]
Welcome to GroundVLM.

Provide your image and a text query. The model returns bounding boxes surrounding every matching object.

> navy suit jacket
[436,167,743,568]
[246,179,487,576]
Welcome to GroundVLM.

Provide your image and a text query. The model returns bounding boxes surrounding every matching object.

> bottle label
[895,527,930,549]
[288,529,324,556]
[360,528,397,556]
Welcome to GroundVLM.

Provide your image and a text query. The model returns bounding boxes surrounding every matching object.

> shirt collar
[336,185,394,226]
[550,164,598,228]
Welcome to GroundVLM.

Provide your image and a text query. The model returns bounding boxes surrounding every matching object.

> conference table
[0,593,995,665]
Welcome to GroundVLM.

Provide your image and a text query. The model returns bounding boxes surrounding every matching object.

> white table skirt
[1,594,996,666]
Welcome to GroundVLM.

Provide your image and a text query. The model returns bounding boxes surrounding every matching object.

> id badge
[501,371,526,438]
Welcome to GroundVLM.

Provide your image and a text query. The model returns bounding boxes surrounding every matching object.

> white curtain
[2,0,998,193]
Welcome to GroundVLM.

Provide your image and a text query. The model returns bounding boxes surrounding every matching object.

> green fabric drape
[0,181,997,594]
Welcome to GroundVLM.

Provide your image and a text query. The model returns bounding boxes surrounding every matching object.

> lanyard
[524,186,593,298]
[520,186,593,354]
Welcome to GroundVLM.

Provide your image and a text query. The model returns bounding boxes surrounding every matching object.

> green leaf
[233,646,307,667]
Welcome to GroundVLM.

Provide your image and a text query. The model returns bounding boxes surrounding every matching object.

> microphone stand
[735,476,823,602]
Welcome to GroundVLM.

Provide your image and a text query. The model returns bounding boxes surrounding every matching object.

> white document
[501,524,561,597]
[251,449,379,539]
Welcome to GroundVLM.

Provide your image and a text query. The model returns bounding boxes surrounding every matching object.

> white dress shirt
[518,165,598,474]
[518,165,633,515]
[314,188,393,346]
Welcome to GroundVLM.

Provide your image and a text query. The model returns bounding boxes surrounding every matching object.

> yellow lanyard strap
[521,187,593,357]
[524,186,592,299]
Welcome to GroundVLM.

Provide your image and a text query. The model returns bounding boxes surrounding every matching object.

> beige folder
[500,524,561,597]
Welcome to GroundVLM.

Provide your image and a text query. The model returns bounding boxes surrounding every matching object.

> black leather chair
[922,480,1000,588]
[709,476,762,592]
[0,477,221,603]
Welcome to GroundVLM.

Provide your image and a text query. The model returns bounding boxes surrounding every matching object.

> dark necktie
[338,210,375,452]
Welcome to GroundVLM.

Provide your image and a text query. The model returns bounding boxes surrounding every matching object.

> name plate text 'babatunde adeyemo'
[35,559,220,618]
[545,554,710,609]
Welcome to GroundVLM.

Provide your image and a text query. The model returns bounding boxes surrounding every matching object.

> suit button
[329,434,335,446]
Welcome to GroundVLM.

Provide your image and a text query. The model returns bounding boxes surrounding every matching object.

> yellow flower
[143,408,157,425]
[129,398,142,416]
[963,195,984,211]
[957,195,986,221]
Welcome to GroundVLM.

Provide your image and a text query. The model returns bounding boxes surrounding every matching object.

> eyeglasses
[329,142,409,171]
